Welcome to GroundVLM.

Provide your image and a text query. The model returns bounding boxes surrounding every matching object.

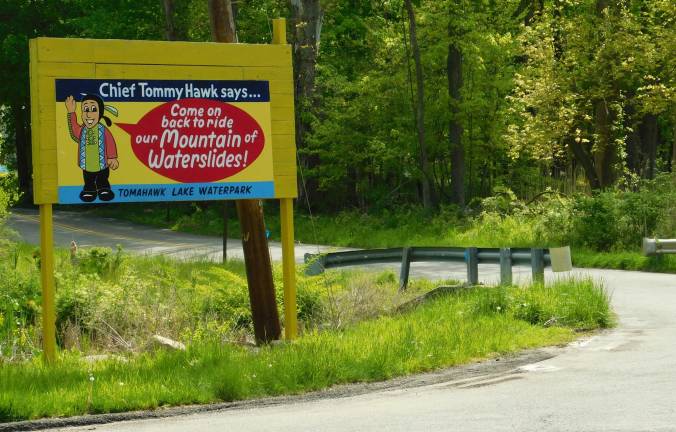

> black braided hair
[80,94,112,127]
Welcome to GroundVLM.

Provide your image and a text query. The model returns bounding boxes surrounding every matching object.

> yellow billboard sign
[29,37,297,204]
[30,30,299,364]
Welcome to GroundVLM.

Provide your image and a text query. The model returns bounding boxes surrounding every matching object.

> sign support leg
[280,198,297,340]
[40,204,56,363]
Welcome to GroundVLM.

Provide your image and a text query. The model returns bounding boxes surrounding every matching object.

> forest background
[0,0,675,256]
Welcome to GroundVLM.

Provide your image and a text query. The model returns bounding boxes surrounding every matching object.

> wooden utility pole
[209,0,237,43]
[209,0,281,343]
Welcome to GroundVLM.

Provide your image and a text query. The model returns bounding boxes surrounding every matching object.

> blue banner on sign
[55,79,270,103]
[58,182,275,204]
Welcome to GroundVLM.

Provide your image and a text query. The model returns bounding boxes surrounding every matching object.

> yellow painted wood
[36,38,292,67]
[35,77,57,203]
[31,33,298,203]
[274,163,297,176]
[280,197,297,340]
[272,120,294,135]
[273,148,296,166]
[272,18,287,45]
[29,39,43,203]
[39,164,58,180]
[273,18,297,340]
[243,67,294,82]
[274,177,298,198]
[40,204,57,363]
[272,108,295,122]
[38,99,56,110]
[36,62,95,77]
[269,80,294,94]
[271,134,295,149]
[36,38,94,64]
[95,64,244,80]
[38,125,56,153]
[270,94,295,108]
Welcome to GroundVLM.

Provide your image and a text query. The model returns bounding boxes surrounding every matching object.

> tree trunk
[162,0,179,41]
[209,0,280,344]
[447,40,464,206]
[289,0,322,207]
[12,104,31,197]
[404,0,433,210]
[514,0,544,26]
[593,100,616,188]
[209,0,237,43]
[569,137,601,190]
[639,113,658,179]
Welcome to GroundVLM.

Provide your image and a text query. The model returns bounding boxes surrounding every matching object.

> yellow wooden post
[39,204,57,363]
[272,18,297,339]
[280,198,297,340]
[272,18,287,45]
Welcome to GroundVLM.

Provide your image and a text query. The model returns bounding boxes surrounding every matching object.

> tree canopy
[1,0,674,211]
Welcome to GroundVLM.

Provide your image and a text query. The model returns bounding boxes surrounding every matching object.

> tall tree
[289,0,322,205]
[162,0,189,41]
[506,0,673,190]
[447,2,464,206]
[208,0,281,344]
[404,0,433,210]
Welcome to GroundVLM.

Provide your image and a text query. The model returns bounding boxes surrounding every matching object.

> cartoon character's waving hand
[66,94,119,202]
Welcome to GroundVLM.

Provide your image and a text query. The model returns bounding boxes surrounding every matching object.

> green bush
[571,174,675,251]
[0,245,41,359]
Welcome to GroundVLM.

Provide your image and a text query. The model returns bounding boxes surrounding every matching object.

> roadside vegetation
[0,275,611,421]
[1,173,613,421]
[90,173,676,273]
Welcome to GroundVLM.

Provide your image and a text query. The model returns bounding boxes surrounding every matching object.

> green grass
[83,203,676,274]
[0,238,452,359]
[572,249,676,273]
[0,278,611,422]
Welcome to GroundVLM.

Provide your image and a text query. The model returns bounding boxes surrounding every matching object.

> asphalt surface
[7,209,676,431]
[7,208,537,283]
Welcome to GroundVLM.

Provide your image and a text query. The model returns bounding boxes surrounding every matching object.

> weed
[0,276,611,421]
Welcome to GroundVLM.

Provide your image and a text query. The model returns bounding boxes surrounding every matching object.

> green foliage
[91,173,674,263]
[572,174,676,251]
[509,279,612,329]
[2,0,675,205]
[0,277,610,421]
[572,249,676,273]
[0,243,40,360]
[0,172,21,226]
[3,237,438,357]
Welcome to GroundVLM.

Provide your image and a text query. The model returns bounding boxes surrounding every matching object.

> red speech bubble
[116,98,265,183]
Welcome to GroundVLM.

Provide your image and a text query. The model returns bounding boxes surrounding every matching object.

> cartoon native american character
[65,94,120,202]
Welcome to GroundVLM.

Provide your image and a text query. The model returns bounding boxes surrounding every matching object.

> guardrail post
[531,248,545,284]
[304,253,325,276]
[500,248,512,286]
[466,247,479,285]
[399,247,412,292]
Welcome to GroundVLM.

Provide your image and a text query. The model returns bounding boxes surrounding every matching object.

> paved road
[7,208,538,284]
[7,209,676,431]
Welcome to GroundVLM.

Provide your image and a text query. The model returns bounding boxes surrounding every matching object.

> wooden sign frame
[29,19,298,362]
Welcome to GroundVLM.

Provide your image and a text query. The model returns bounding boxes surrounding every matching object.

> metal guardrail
[643,238,676,256]
[304,247,554,290]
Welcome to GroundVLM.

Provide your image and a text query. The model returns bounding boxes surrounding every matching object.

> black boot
[97,188,115,202]
[79,189,97,202]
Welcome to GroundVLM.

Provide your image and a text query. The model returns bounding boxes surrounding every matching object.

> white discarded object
[150,335,186,351]
[549,246,573,272]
